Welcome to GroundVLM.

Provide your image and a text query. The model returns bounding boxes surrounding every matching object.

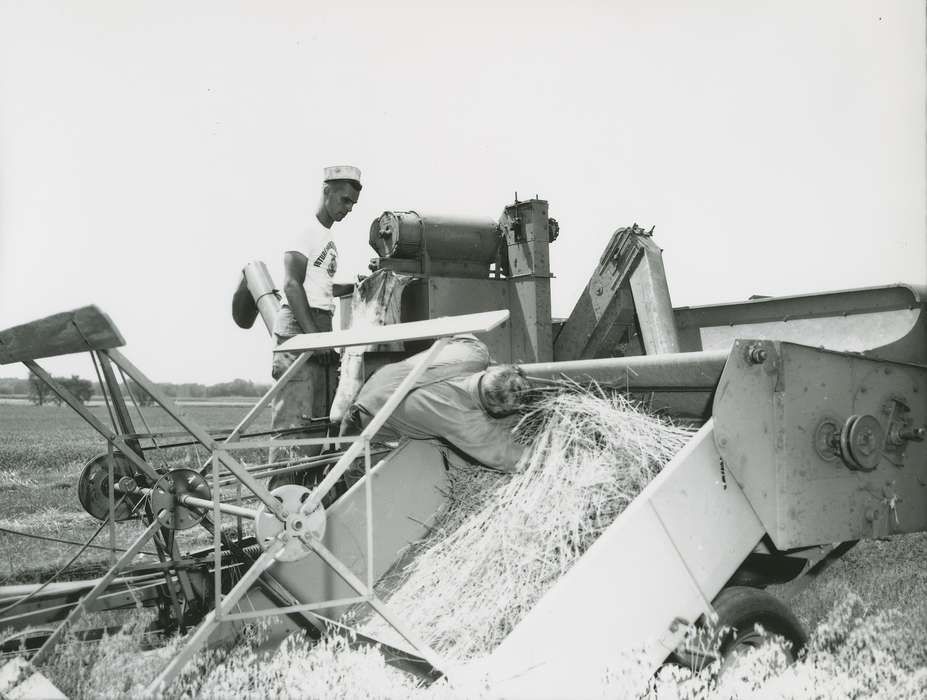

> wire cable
[0,526,158,557]
[0,501,124,620]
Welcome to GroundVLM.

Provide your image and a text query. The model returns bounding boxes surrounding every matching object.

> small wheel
[713,586,806,674]
[669,586,806,673]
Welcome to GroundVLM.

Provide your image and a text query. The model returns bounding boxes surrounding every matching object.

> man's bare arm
[283,251,320,334]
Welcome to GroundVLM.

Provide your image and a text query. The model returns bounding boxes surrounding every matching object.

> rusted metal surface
[713,339,927,549]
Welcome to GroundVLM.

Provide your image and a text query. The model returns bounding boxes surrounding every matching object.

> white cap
[323,165,362,185]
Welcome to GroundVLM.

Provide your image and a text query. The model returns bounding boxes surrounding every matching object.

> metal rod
[217,437,358,450]
[152,529,186,634]
[365,437,373,590]
[221,596,369,622]
[213,451,372,486]
[181,494,259,521]
[116,483,261,521]
[209,449,379,486]
[303,337,451,513]
[0,581,166,626]
[146,541,283,695]
[106,442,117,566]
[0,525,158,556]
[197,352,313,474]
[108,350,288,519]
[229,355,311,443]
[520,349,728,389]
[22,361,161,485]
[212,453,222,623]
[122,424,328,446]
[31,518,163,667]
[302,534,445,672]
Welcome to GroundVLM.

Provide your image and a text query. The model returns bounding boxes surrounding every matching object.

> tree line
[0,376,271,406]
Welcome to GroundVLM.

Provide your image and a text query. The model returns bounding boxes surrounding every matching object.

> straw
[360,383,693,661]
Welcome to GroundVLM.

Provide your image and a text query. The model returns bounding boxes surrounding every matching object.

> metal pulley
[150,469,212,530]
[255,484,326,562]
[814,414,885,471]
[78,453,139,521]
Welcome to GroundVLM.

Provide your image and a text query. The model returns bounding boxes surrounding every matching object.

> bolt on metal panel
[713,340,927,549]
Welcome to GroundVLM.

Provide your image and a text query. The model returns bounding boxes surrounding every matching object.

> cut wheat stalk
[359,383,694,662]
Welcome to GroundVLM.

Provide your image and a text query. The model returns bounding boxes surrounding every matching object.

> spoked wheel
[670,586,807,675]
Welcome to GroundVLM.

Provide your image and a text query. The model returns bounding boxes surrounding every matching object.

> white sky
[1,0,924,384]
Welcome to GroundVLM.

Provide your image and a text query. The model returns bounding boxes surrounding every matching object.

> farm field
[1,401,926,698]
[0,402,271,583]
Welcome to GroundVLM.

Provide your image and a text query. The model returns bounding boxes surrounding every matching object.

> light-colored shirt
[386,373,525,473]
[282,224,338,312]
[354,336,525,472]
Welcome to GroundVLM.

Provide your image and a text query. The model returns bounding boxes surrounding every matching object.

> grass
[2,397,926,698]
[25,521,927,699]
[0,402,270,583]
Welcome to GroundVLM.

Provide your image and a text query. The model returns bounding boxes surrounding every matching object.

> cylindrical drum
[369,211,500,262]
[244,260,281,335]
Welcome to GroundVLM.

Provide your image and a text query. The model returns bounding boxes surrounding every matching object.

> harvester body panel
[244,439,449,623]
[471,422,765,698]
[714,339,927,550]
[674,283,926,364]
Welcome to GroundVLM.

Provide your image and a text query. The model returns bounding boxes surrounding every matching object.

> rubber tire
[712,586,807,666]
[667,586,807,674]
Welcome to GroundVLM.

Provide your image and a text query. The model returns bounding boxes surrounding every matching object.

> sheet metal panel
[408,277,513,362]
[674,284,926,365]
[714,340,927,549]
[467,423,765,699]
[277,309,508,353]
[245,439,449,619]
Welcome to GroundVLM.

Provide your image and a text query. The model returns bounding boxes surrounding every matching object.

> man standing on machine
[269,165,362,487]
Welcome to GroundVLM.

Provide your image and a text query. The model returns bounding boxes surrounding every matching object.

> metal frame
[144,332,456,692]
[6,308,509,694]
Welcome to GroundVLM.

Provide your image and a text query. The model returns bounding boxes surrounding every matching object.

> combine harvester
[0,197,924,698]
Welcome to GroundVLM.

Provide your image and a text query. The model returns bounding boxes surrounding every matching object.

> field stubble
[0,402,270,583]
[1,401,926,698]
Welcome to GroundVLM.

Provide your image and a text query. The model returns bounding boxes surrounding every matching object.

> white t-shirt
[282,224,338,312]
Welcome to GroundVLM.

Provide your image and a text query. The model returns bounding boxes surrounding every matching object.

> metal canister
[244,260,281,335]
[369,211,500,262]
